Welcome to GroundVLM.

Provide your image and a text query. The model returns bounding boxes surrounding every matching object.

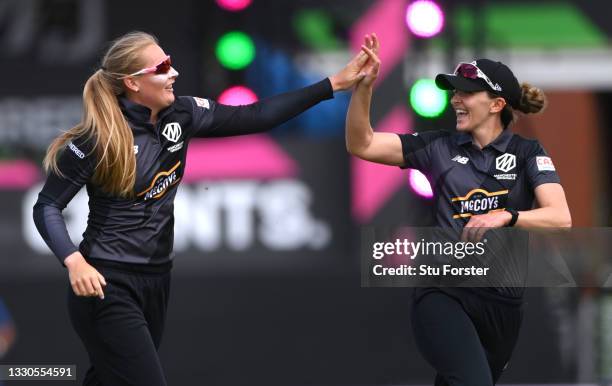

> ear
[123,77,140,93]
[490,97,506,114]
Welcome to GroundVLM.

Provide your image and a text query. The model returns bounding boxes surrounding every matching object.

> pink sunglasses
[120,56,172,79]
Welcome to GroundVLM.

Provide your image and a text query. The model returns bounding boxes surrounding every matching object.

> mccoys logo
[451,188,508,219]
[137,161,182,201]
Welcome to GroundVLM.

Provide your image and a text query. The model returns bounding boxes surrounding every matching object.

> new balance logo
[162,122,182,143]
[495,153,516,173]
[452,155,469,165]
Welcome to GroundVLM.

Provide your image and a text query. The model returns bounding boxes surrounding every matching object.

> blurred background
[0,0,611,384]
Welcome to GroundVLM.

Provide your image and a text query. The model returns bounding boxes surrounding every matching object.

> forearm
[516,206,572,228]
[33,201,79,265]
[206,79,334,137]
[345,83,374,155]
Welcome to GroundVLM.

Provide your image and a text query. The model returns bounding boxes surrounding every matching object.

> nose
[169,66,179,78]
[450,91,462,106]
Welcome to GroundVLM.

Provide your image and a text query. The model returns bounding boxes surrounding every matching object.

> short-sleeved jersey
[399,129,561,228]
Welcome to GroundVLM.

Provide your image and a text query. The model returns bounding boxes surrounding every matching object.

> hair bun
[517,82,546,114]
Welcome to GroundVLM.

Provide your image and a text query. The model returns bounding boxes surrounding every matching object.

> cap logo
[472,61,502,92]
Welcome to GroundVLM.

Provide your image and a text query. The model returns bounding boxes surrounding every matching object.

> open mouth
[455,108,468,120]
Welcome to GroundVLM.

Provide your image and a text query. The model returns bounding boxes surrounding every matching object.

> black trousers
[67,261,171,386]
[411,288,523,386]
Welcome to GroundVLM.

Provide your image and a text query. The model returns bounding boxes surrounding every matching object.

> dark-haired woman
[347,34,571,386]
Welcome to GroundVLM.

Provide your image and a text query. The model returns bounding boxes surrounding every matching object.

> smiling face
[123,44,179,116]
[451,90,506,132]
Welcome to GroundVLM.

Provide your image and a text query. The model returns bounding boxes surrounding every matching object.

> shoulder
[400,130,452,145]
[508,133,546,157]
[63,133,96,160]
[174,96,214,113]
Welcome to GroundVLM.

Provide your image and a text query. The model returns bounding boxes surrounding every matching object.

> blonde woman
[33,31,369,385]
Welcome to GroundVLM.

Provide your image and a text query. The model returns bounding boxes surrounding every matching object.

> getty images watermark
[363,227,612,288]
[361,227,533,288]
[371,238,491,277]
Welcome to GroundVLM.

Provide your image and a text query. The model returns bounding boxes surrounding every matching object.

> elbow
[32,201,46,231]
[32,200,61,230]
[556,209,572,228]
[32,201,42,220]
[561,214,572,228]
[346,142,368,159]
[345,142,360,156]
[345,127,372,158]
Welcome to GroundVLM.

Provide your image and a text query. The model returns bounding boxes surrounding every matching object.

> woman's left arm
[462,183,571,241]
[514,183,572,228]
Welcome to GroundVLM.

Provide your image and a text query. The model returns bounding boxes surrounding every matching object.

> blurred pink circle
[216,0,252,12]
[218,86,258,106]
[406,0,444,38]
[409,169,433,198]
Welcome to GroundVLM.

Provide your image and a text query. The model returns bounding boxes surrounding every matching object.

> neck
[149,112,158,124]
[125,93,159,124]
[470,118,504,149]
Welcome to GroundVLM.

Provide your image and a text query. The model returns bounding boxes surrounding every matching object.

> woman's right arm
[33,139,106,299]
[345,36,404,166]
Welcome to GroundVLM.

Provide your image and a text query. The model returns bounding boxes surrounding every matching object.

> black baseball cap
[435,59,521,108]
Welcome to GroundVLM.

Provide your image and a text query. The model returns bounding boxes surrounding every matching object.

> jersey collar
[455,128,513,152]
[487,128,514,152]
[119,96,176,125]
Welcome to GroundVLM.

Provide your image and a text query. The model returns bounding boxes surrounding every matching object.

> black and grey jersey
[398,128,561,228]
[33,79,334,268]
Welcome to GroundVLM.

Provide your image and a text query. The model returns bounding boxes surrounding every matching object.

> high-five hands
[329,33,380,91]
[358,33,381,88]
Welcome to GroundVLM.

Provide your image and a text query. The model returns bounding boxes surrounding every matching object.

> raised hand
[359,33,381,88]
[328,49,370,92]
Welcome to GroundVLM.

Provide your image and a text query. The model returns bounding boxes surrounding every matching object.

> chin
[162,94,175,107]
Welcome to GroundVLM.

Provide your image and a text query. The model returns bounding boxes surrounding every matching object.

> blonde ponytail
[43,31,158,197]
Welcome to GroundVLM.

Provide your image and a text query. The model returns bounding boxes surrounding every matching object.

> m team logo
[451,188,509,219]
[137,161,182,201]
[495,153,516,173]
[162,122,182,143]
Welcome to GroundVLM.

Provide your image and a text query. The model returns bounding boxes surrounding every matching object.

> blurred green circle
[216,31,255,70]
[409,78,448,118]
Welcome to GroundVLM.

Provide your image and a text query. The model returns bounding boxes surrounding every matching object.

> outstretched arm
[193,49,370,138]
[345,34,404,166]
